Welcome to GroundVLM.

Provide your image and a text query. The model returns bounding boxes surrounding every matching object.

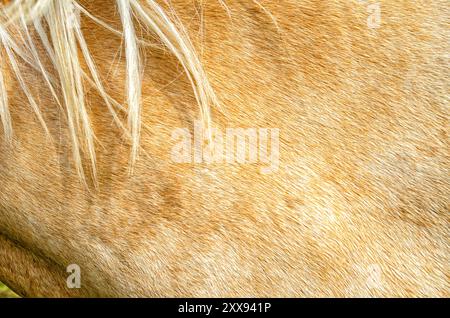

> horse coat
[0,0,448,297]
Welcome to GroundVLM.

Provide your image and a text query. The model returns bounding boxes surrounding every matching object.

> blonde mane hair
[0,0,219,182]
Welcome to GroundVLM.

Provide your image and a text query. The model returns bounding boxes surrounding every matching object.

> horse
[0,0,448,297]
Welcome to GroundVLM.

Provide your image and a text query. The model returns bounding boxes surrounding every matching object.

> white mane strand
[0,0,219,183]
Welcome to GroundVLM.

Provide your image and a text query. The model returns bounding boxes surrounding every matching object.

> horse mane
[0,0,219,183]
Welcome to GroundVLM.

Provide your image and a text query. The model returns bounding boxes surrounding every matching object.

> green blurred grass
[0,281,19,298]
